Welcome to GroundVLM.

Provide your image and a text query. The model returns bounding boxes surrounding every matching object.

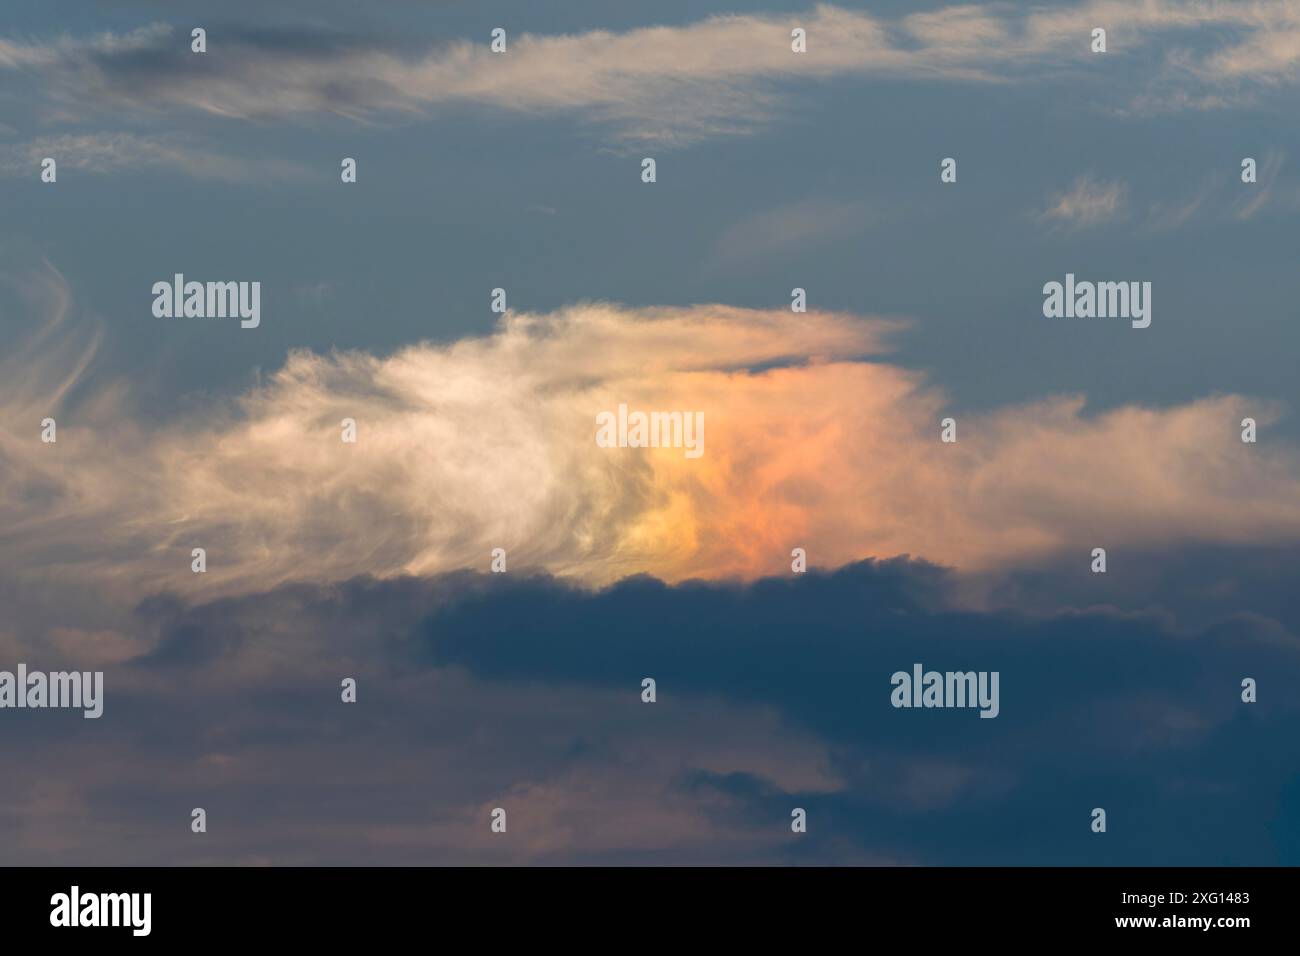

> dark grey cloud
[3,554,1296,864]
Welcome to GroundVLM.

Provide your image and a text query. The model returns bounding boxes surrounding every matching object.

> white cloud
[4,3,1300,145]
[1039,174,1126,230]
[4,262,1300,618]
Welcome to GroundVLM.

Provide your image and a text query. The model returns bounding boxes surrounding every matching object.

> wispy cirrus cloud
[1234,149,1288,220]
[0,132,312,181]
[1142,174,1220,233]
[1129,150,1296,232]
[6,3,1300,146]
[708,198,874,269]
[1038,174,1127,231]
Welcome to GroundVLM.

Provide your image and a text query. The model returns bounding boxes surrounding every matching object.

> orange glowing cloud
[3,264,1300,612]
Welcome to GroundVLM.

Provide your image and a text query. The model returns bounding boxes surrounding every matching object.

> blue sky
[3,1,1298,426]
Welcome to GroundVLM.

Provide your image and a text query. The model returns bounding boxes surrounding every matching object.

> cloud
[1142,174,1219,232]
[1039,174,1126,230]
[3,559,1297,864]
[6,3,1300,145]
[3,569,851,864]
[1205,7,1300,82]
[0,132,312,181]
[708,198,873,269]
[1132,152,1295,232]
[4,261,1300,622]
[1234,150,1287,220]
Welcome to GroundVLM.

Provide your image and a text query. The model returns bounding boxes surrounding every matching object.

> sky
[1,0,1299,864]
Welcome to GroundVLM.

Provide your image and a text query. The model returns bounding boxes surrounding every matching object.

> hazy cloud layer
[6,2,1300,145]
[0,132,312,181]
[709,198,875,268]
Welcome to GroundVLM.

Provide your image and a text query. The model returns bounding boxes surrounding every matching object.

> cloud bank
[3,559,1297,864]
[3,262,1299,622]
[6,2,1300,145]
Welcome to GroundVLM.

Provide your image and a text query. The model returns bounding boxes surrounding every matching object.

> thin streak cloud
[3,263,1299,618]
[0,132,313,181]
